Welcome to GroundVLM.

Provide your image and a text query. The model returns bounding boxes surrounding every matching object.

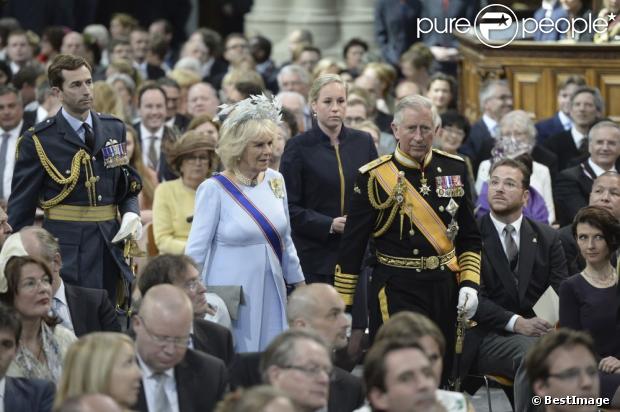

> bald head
[19,226,62,286]
[140,284,193,325]
[288,284,349,349]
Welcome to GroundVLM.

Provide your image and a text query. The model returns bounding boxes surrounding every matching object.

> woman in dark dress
[280,74,378,284]
[559,205,620,404]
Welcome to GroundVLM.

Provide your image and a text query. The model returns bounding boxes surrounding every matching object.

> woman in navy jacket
[280,74,378,284]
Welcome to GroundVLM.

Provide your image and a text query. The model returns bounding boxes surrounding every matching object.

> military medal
[445,198,460,241]
[419,171,431,196]
[435,175,465,198]
[269,178,284,198]
[102,139,129,168]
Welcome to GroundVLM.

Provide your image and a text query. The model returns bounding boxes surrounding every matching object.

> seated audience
[186,81,220,119]
[260,329,332,412]
[152,131,217,254]
[137,254,233,363]
[399,43,433,93]
[0,255,76,381]
[16,227,121,336]
[344,96,369,128]
[526,329,601,412]
[355,120,381,150]
[394,80,422,103]
[559,205,620,405]
[167,68,201,116]
[215,386,297,412]
[463,158,567,412]
[131,284,228,411]
[342,38,368,79]
[276,91,306,134]
[126,124,158,225]
[54,332,142,410]
[157,77,191,135]
[558,171,620,274]
[554,120,620,226]
[0,303,54,412]
[426,73,456,115]
[362,339,448,412]
[476,110,556,224]
[535,75,586,144]
[543,86,603,171]
[595,0,620,42]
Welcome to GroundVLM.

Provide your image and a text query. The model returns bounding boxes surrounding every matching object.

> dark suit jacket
[542,129,589,171]
[4,377,54,412]
[531,144,559,180]
[280,126,378,275]
[554,160,597,226]
[192,318,234,366]
[458,119,493,175]
[535,112,565,144]
[145,64,166,81]
[229,351,365,412]
[64,283,121,336]
[133,122,178,182]
[20,110,37,133]
[134,349,228,412]
[204,59,228,91]
[558,224,582,276]
[460,214,568,376]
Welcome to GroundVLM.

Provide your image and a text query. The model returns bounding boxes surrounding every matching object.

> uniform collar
[61,107,92,133]
[394,145,433,169]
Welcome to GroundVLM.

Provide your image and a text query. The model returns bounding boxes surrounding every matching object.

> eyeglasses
[19,276,52,293]
[547,366,598,383]
[281,363,334,379]
[183,277,204,293]
[137,315,191,348]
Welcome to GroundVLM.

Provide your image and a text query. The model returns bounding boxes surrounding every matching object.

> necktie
[152,373,172,412]
[52,297,73,331]
[504,224,519,272]
[147,136,158,170]
[0,132,10,200]
[578,136,589,153]
[83,123,95,152]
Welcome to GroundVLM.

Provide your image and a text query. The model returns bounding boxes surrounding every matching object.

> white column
[244,0,290,42]
[338,0,376,48]
[285,0,341,52]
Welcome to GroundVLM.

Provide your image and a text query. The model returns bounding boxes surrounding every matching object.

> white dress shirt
[570,126,587,149]
[558,110,572,130]
[588,158,618,177]
[137,353,179,412]
[0,377,5,412]
[489,212,524,332]
[482,114,500,139]
[140,124,164,169]
[0,120,23,200]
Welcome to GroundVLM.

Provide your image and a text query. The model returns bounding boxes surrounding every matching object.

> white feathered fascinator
[215,94,282,129]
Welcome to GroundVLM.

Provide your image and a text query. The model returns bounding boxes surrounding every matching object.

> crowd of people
[0,1,619,411]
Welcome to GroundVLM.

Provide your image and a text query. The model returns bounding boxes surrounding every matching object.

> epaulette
[432,148,465,162]
[358,154,393,174]
[32,117,56,134]
[97,112,124,123]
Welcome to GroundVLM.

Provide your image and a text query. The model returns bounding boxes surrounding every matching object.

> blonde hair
[217,118,279,170]
[308,73,348,105]
[54,333,135,410]
[93,81,126,121]
[167,68,201,89]
[363,62,397,99]
[222,69,265,90]
[311,58,344,81]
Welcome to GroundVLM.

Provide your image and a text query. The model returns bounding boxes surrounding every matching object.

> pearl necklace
[581,267,617,288]
[233,169,258,187]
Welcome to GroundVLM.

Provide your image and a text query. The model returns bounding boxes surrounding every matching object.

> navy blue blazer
[535,112,565,144]
[458,119,493,175]
[4,377,54,412]
[280,125,378,276]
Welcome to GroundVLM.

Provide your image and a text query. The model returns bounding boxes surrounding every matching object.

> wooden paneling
[456,33,620,123]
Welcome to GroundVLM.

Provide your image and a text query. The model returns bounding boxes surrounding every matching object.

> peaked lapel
[64,284,86,337]
[480,214,519,302]
[517,218,538,301]
[56,110,89,151]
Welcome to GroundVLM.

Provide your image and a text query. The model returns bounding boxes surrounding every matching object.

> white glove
[457,286,478,320]
[112,212,142,243]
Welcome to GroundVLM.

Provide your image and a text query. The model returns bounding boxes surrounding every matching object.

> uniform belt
[376,249,456,270]
[44,204,117,222]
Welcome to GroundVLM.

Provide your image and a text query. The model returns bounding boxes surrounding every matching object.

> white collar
[54,280,68,306]
[489,212,524,237]
[570,126,586,147]
[140,123,164,140]
[482,114,499,136]
[137,351,174,379]
[588,158,617,177]
[0,377,5,399]
[558,111,572,129]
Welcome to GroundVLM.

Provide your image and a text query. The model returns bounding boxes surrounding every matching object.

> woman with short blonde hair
[54,332,141,411]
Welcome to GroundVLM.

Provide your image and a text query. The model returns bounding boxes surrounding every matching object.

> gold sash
[371,161,459,272]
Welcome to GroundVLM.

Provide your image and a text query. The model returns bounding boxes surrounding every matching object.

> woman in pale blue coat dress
[186,95,305,352]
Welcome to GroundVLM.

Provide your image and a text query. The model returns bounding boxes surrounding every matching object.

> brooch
[269,178,284,199]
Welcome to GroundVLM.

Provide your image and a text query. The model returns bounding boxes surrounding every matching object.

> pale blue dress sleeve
[278,171,305,285]
[186,178,221,277]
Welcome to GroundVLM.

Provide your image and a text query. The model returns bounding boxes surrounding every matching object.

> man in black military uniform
[335,95,481,382]
[8,54,142,301]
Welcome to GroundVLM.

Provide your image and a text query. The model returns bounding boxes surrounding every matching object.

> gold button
[92,156,96,161]
[65,170,71,174]
[97,195,102,201]
[437,167,442,172]
[413,249,419,255]
[416,269,421,272]
[439,206,444,212]
[440,265,445,271]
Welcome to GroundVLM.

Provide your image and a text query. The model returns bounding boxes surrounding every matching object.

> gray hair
[20,226,59,263]
[308,73,348,105]
[499,110,537,145]
[589,120,620,141]
[393,94,441,129]
[259,329,329,384]
[83,24,110,48]
[106,73,136,95]
[277,64,311,90]
[174,56,202,75]
[276,91,306,107]
[572,86,605,114]
[479,79,509,108]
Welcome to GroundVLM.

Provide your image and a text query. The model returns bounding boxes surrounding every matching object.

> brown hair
[572,205,620,252]
[525,328,597,386]
[364,338,426,393]
[48,54,92,90]
[375,311,446,356]
[489,158,531,190]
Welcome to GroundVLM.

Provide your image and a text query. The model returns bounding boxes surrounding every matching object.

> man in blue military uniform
[335,95,481,383]
[7,54,142,301]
